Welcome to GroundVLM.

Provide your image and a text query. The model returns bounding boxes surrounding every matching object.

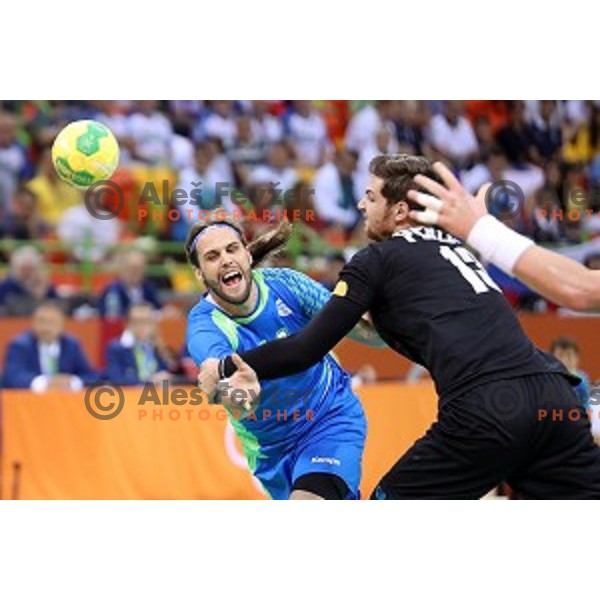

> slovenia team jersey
[187,268,354,463]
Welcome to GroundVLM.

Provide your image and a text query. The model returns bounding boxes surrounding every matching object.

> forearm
[467,215,600,312]
[514,246,600,312]
[223,297,366,380]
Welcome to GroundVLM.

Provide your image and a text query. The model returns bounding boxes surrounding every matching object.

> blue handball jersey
[187,268,354,457]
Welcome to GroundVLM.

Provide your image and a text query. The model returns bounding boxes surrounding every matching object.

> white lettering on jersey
[393,226,461,245]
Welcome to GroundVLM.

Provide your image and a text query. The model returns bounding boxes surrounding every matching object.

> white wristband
[466,215,534,275]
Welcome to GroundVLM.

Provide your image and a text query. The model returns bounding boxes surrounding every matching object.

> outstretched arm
[220,295,367,380]
[408,161,600,312]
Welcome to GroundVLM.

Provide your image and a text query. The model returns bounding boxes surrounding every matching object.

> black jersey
[337,226,570,402]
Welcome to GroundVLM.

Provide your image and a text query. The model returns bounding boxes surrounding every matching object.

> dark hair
[185,216,292,269]
[550,336,580,354]
[368,154,437,207]
[33,299,66,316]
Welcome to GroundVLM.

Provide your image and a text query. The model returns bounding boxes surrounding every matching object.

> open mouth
[221,270,243,289]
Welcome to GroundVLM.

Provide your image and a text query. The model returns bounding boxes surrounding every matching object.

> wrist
[466,215,534,275]
[220,356,237,378]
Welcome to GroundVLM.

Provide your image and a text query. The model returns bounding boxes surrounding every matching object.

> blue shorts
[253,390,366,500]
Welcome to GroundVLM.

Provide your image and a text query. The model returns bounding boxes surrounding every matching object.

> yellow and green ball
[51,120,120,189]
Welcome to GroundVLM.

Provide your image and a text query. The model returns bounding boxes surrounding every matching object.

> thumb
[230,353,248,371]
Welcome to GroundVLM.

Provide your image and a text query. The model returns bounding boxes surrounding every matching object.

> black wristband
[220,356,237,378]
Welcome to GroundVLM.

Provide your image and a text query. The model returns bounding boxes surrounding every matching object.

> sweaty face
[195,228,253,305]
[357,175,399,241]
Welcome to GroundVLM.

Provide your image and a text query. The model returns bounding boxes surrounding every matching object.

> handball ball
[51,120,120,189]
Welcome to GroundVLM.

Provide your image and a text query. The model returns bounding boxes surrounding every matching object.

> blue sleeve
[69,340,100,384]
[3,340,38,388]
[105,344,140,386]
[265,268,331,319]
[186,309,235,366]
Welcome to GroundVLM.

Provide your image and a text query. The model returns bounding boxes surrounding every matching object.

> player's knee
[292,473,350,500]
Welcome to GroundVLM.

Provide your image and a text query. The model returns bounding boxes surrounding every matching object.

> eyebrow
[203,241,240,258]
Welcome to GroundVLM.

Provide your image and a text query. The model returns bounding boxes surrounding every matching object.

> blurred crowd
[2,100,600,317]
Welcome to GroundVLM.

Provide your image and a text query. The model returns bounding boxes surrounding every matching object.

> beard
[203,272,252,306]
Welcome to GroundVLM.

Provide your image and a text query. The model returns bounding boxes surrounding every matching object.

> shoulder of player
[187,294,220,326]
[256,267,312,289]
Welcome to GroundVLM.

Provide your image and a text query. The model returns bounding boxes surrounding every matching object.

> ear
[193,267,204,283]
[395,201,410,224]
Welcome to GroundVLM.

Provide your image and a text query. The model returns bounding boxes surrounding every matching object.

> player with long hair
[186,216,383,500]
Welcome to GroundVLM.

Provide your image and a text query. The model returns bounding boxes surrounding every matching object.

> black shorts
[372,373,600,499]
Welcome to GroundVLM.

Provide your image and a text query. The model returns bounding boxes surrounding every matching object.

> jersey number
[439,246,501,294]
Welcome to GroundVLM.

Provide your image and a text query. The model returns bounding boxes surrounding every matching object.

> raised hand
[407,161,491,240]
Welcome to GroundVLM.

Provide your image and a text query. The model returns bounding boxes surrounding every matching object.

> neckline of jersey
[206,270,269,325]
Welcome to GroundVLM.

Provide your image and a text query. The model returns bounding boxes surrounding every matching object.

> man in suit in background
[3,300,99,391]
[0,246,59,316]
[97,248,162,319]
[104,302,176,385]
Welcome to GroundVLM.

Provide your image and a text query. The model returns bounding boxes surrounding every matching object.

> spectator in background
[356,126,397,196]
[345,100,397,153]
[496,100,538,166]
[0,246,58,316]
[168,100,205,137]
[249,142,298,193]
[251,100,283,145]
[395,100,427,155]
[313,148,361,232]
[531,100,562,161]
[0,111,32,216]
[285,100,330,168]
[472,115,496,160]
[563,102,600,165]
[98,248,161,318]
[172,142,222,242]
[227,115,267,187]
[427,100,478,168]
[532,161,565,243]
[0,186,49,240]
[3,300,99,390]
[198,101,237,148]
[57,187,122,262]
[550,336,591,408]
[127,100,174,164]
[25,148,82,229]
[91,100,135,165]
[104,302,176,385]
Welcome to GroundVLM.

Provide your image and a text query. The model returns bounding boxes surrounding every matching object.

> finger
[409,209,439,226]
[230,353,245,370]
[407,190,443,212]
[475,182,492,205]
[231,352,254,374]
[413,173,451,199]
[432,162,462,193]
